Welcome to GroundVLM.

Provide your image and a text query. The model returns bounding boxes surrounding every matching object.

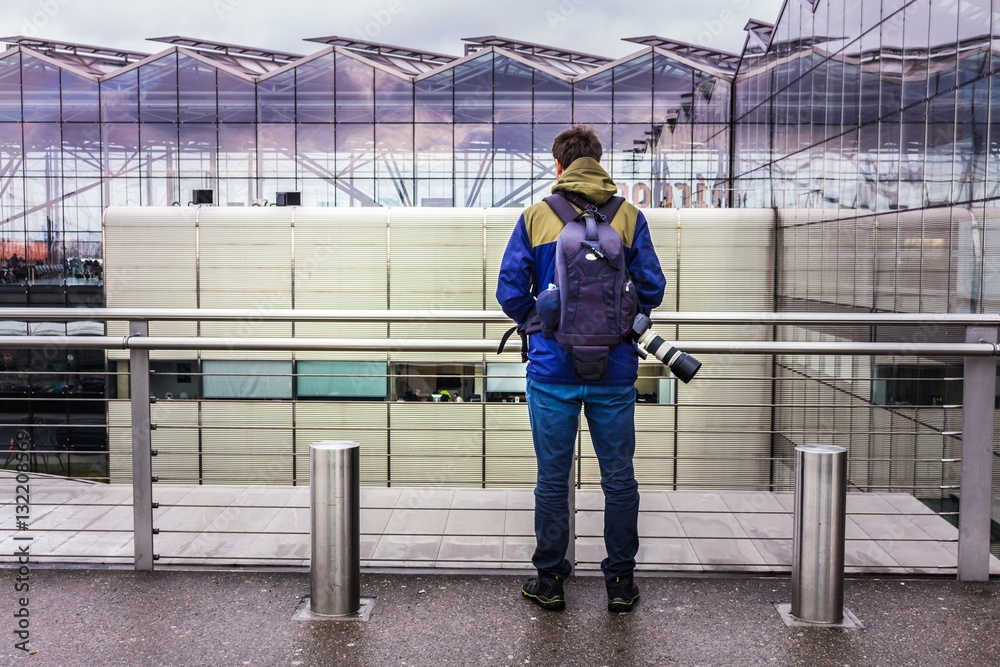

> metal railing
[0,308,995,580]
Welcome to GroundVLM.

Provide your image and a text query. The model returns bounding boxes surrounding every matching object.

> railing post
[791,444,847,624]
[958,325,998,581]
[129,320,155,571]
[310,441,361,617]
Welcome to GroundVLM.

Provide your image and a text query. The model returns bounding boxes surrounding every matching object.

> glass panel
[414,123,452,177]
[415,70,453,123]
[258,123,296,180]
[493,55,532,123]
[336,53,375,123]
[296,52,335,123]
[654,55,692,126]
[102,69,140,123]
[336,123,375,178]
[613,54,653,123]
[454,53,493,124]
[533,69,571,124]
[574,68,613,123]
[375,69,412,122]
[297,361,387,398]
[61,123,101,178]
[138,54,178,124]
[375,123,413,205]
[179,123,217,204]
[61,70,99,123]
[21,54,61,123]
[218,123,255,183]
[0,53,21,122]
[139,123,179,204]
[178,54,217,123]
[202,360,292,399]
[258,68,296,123]
[217,71,255,123]
[494,123,532,207]
[297,123,336,186]
[454,123,492,205]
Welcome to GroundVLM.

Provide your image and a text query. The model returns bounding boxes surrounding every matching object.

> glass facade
[1,2,999,530]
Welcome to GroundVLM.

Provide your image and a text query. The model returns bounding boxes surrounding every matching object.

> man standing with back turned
[496,126,666,612]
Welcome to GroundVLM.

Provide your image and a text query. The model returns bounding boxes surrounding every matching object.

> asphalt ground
[1,568,998,667]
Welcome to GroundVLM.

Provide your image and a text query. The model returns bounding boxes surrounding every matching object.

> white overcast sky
[3,0,785,62]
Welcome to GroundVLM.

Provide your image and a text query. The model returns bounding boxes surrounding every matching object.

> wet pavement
[1,567,997,666]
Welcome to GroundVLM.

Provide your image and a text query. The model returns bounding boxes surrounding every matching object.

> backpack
[499,191,640,381]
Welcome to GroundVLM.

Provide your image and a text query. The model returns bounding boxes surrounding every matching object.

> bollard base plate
[774,603,864,629]
[292,596,376,622]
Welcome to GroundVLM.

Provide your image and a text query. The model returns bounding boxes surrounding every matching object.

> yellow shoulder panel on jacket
[524,198,640,248]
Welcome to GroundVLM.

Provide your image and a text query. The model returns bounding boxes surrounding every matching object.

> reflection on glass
[138,54,179,124]
[258,68,296,123]
[455,54,493,124]
[21,54,61,123]
[336,53,375,123]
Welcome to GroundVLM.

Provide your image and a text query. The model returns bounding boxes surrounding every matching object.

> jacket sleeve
[495,214,536,324]
[627,211,666,315]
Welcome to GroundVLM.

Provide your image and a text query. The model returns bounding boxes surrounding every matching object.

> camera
[629,313,702,384]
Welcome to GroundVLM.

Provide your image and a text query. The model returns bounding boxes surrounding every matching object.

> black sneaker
[606,576,639,612]
[521,573,565,611]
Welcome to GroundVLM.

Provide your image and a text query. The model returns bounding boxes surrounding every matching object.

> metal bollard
[791,444,847,624]
[310,441,361,617]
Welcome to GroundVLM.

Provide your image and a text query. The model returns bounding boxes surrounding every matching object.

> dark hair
[552,125,602,168]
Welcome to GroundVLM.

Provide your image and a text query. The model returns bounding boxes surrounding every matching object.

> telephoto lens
[629,314,702,384]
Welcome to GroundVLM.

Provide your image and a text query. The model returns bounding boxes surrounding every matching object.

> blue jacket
[496,157,666,385]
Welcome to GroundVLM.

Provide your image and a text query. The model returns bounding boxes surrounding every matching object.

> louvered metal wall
[104,206,775,489]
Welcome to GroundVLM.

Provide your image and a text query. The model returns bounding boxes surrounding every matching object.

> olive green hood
[551,157,618,205]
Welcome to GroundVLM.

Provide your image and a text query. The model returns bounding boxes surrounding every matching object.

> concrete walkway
[1,568,998,667]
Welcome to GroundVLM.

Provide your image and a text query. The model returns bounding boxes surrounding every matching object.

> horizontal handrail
[0,307,997,327]
[0,335,995,356]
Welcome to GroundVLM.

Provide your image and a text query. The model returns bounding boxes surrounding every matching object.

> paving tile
[575,510,603,537]
[262,507,310,534]
[444,509,505,536]
[720,491,786,513]
[243,532,308,560]
[173,532,261,560]
[845,493,899,514]
[851,514,933,541]
[637,511,685,539]
[151,485,199,505]
[395,488,454,509]
[46,531,135,558]
[506,489,535,510]
[667,492,730,512]
[149,531,198,559]
[875,539,957,571]
[675,512,747,539]
[637,537,701,568]
[204,506,283,533]
[451,489,507,509]
[638,490,673,511]
[501,537,534,566]
[843,538,900,569]
[688,538,769,571]
[86,505,135,531]
[772,493,795,512]
[907,514,959,541]
[230,486,297,508]
[371,535,442,562]
[438,535,504,562]
[283,487,311,508]
[734,512,793,539]
[155,505,227,532]
[504,510,533,537]
[576,490,605,511]
[750,538,792,568]
[66,485,133,506]
[170,485,249,507]
[574,537,609,566]
[29,503,117,531]
[360,487,401,509]
[383,508,449,535]
[359,508,393,535]
[880,493,935,515]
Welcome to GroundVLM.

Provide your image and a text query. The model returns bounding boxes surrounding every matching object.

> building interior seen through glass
[2,0,1000,504]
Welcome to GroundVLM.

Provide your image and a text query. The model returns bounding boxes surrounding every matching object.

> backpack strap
[544,192,626,241]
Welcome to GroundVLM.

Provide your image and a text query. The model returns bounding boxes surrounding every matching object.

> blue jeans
[525,378,639,583]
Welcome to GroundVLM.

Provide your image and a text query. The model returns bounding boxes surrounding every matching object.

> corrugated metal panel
[294,402,389,483]
[388,208,484,361]
[388,403,483,485]
[198,208,293,360]
[150,403,200,482]
[294,208,389,360]
[484,208,521,340]
[104,208,198,360]
[483,403,533,487]
[200,401,293,483]
[107,400,132,483]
